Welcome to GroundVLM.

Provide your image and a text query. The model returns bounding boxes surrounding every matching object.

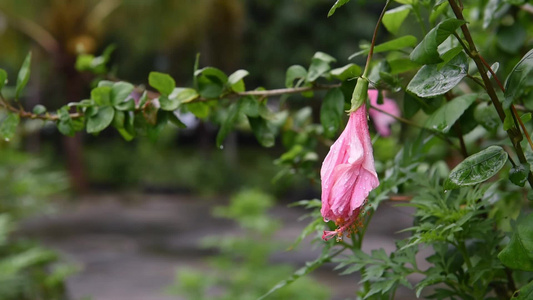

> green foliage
[0,150,74,300]
[498,213,533,271]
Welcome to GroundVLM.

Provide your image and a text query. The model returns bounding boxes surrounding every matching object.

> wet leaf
[444,146,508,190]
[407,51,468,98]
[509,163,530,187]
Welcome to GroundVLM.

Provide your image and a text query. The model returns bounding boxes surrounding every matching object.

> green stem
[456,241,473,270]
[362,0,392,78]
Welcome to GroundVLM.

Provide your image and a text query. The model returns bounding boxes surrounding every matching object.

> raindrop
[219,145,224,150]
[4,138,9,142]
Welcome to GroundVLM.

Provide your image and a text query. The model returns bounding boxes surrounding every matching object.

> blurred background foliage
[0,147,73,300]
[0,0,386,195]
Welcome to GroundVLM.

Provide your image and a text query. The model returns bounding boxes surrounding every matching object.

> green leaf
[87,106,115,134]
[32,104,47,115]
[410,19,466,64]
[195,67,228,98]
[0,69,7,92]
[513,281,533,299]
[473,102,500,131]
[424,93,477,133]
[403,92,422,118]
[112,110,125,128]
[115,99,136,111]
[389,58,421,75]
[149,72,175,96]
[111,82,134,106]
[227,69,249,92]
[407,51,468,98]
[330,64,361,81]
[444,146,508,190]
[383,5,411,35]
[159,88,198,111]
[175,88,199,104]
[394,0,417,4]
[240,96,259,117]
[320,88,345,138]
[91,86,112,106]
[158,96,177,111]
[349,36,418,59]
[504,48,533,108]
[248,116,276,147]
[0,112,20,141]
[114,111,135,141]
[185,102,209,119]
[285,65,307,88]
[509,163,530,187]
[216,102,242,148]
[307,52,336,82]
[328,0,351,17]
[498,213,533,271]
[15,52,32,100]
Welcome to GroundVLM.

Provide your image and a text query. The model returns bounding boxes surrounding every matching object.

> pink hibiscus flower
[320,104,380,241]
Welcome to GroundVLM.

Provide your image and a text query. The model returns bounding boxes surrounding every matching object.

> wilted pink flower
[320,104,380,241]
[368,90,400,137]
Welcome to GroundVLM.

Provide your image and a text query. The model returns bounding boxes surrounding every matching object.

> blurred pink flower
[320,104,379,241]
[368,90,400,137]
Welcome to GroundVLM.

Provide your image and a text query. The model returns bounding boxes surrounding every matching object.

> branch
[0,83,342,121]
[448,0,533,189]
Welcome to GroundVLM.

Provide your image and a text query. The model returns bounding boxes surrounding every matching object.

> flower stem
[362,0,392,78]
